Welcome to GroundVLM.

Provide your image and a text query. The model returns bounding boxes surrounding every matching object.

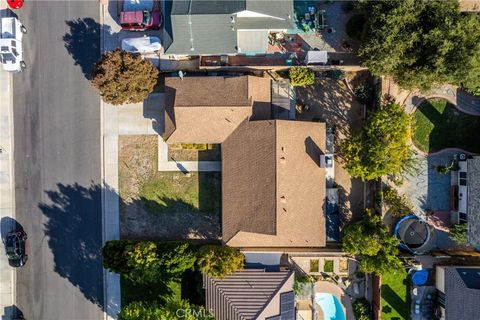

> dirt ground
[118,135,221,241]
[296,76,365,223]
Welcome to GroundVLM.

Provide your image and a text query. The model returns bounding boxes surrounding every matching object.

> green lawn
[139,172,221,214]
[381,269,410,320]
[413,98,480,153]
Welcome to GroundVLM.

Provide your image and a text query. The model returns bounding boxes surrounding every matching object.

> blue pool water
[314,293,346,320]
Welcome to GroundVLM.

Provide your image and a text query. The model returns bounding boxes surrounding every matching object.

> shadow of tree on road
[39,183,105,313]
[63,18,110,79]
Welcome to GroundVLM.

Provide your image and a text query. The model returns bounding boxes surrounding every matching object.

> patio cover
[306,50,328,65]
[237,30,269,53]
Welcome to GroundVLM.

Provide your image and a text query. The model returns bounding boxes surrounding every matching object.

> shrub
[102,240,196,284]
[289,67,315,87]
[323,70,345,81]
[353,298,371,320]
[197,246,244,278]
[343,209,402,275]
[450,223,468,245]
[346,14,366,41]
[324,260,334,273]
[102,240,135,274]
[118,299,214,320]
[380,186,413,217]
[294,274,313,295]
[91,49,159,105]
[353,83,374,105]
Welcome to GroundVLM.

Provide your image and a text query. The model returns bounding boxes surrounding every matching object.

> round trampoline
[394,215,435,254]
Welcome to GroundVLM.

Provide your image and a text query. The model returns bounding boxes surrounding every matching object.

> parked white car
[0,17,26,73]
[121,36,161,54]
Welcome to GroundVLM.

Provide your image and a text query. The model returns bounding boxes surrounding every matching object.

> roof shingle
[222,120,327,248]
[164,76,271,144]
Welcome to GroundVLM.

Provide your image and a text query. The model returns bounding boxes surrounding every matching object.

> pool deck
[314,281,354,320]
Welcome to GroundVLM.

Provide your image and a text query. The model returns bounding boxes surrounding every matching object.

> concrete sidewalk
[0,65,15,319]
[100,3,121,320]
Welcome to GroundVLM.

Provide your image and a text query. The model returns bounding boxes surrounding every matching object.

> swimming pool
[314,293,346,320]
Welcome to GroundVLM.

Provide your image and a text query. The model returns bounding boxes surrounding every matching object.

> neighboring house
[435,266,480,319]
[453,155,480,247]
[163,0,294,55]
[222,119,327,249]
[205,269,295,320]
[164,75,271,144]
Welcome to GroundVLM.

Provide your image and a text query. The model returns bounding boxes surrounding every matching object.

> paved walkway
[100,3,121,319]
[0,60,15,320]
[384,78,480,116]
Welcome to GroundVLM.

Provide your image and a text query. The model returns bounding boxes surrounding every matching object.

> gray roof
[467,156,480,246]
[205,269,294,320]
[444,267,480,320]
[164,0,294,55]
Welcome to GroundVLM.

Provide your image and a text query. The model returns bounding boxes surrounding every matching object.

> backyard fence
[372,274,382,320]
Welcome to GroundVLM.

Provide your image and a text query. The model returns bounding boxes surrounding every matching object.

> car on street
[4,230,27,267]
[0,17,27,72]
[6,0,23,9]
[121,36,161,53]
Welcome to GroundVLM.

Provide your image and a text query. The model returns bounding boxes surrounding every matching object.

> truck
[119,0,162,31]
[0,17,26,73]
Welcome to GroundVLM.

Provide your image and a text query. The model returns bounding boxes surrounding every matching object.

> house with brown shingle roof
[164,75,271,144]
[163,75,327,249]
[222,119,326,248]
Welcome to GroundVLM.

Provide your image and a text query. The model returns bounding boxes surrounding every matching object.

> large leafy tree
[91,49,159,105]
[197,246,245,278]
[343,210,403,275]
[340,101,413,181]
[102,240,196,283]
[358,0,480,93]
[118,299,214,320]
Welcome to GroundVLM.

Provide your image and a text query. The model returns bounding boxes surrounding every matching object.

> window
[142,11,151,25]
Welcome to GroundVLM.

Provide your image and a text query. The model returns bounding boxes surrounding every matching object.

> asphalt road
[12,1,104,319]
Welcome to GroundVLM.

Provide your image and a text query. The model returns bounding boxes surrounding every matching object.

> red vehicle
[6,0,23,9]
[120,10,161,31]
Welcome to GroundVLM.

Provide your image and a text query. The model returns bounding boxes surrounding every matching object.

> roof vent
[281,147,286,153]
[280,156,286,164]
[231,16,235,23]
[280,196,287,204]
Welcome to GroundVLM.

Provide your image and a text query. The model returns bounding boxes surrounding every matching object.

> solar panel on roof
[280,291,295,320]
